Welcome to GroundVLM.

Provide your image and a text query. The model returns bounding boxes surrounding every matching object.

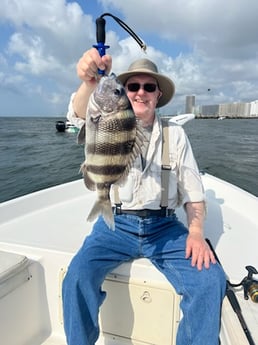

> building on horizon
[185,95,195,113]
[186,96,258,118]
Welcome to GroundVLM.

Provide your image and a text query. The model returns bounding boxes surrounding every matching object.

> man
[63,48,226,345]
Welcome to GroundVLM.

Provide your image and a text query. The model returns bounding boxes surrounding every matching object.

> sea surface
[0,116,257,203]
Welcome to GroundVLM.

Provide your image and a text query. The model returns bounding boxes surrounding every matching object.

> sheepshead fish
[79,73,144,230]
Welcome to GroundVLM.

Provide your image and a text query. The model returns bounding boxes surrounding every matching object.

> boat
[169,113,195,125]
[218,116,226,120]
[56,120,79,133]
[0,174,257,345]
[1,113,257,344]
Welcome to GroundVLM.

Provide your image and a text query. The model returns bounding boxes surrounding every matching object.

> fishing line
[99,13,147,52]
[93,13,147,74]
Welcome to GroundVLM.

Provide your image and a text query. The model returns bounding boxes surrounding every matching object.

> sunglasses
[126,83,158,93]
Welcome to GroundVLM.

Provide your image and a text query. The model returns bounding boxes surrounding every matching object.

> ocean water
[0,117,257,203]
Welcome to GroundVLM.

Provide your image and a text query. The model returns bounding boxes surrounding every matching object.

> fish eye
[114,89,121,96]
[114,88,125,96]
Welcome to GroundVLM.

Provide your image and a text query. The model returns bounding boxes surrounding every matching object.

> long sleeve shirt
[111,116,205,210]
[67,95,205,210]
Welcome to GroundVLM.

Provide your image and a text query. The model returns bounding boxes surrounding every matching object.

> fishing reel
[228,265,258,303]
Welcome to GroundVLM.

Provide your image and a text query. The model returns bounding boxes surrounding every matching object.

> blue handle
[93,43,110,75]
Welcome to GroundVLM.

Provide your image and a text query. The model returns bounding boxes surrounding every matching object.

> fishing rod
[227,265,258,303]
[93,13,147,75]
[206,239,256,345]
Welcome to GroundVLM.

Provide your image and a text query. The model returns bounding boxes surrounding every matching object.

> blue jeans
[62,214,226,345]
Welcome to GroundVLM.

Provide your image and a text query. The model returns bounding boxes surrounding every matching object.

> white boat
[0,172,257,345]
[1,114,257,345]
[56,120,79,133]
[169,113,195,125]
[65,120,80,133]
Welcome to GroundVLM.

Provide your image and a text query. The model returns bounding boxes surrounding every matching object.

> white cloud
[1,0,258,115]
[100,0,258,56]
[100,0,258,107]
[0,0,92,115]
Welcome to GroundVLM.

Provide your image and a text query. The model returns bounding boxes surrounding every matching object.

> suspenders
[114,118,171,208]
[160,118,171,209]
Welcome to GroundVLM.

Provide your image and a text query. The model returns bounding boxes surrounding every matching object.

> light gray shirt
[67,94,205,210]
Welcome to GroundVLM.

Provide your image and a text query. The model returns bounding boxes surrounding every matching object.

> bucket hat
[117,58,175,108]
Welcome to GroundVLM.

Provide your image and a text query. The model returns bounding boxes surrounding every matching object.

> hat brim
[117,69,175,108]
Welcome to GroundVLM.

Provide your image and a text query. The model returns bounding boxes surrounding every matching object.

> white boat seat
[0,250,30,298]
[99,272,181,345]
[59,262,181,345]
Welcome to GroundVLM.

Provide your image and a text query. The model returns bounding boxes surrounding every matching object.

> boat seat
[99,272,181,344]
[59,261,181,344]
[0,250,30,299]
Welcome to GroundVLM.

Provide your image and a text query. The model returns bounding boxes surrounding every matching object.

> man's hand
[77,48,112,85]
[185,201,216,270]
[185,232,216,270]
[72,48,112,119]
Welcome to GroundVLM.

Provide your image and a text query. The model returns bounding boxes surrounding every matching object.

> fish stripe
[88,174,120,184]
[99,116,136,132]
[87,128,136,145]
[86,164,126,176]
[87,140,135,155]
[85,152,132,167]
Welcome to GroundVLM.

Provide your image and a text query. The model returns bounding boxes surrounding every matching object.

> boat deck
[0,174,257,345]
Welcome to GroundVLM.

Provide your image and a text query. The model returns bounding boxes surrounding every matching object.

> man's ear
[157,91,162,104]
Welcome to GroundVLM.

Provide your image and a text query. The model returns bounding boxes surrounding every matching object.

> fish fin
[77,123,86,145]
[87,199,115,230]
[80,163,96,191]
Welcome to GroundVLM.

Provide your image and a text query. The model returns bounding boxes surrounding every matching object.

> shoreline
[195,115,258,119]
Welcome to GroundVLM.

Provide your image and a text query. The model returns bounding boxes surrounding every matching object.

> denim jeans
[62,214,226,345]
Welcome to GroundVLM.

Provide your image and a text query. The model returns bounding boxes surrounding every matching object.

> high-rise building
[185,96,195,113]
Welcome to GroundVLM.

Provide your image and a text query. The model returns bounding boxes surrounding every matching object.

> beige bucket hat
[117,58,175,108]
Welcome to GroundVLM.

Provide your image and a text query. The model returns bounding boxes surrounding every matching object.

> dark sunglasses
[126,83,158,93]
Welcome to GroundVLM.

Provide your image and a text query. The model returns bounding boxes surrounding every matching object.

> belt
[112,207,174,218]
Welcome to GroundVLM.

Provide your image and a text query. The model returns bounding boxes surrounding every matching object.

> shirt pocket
[147,164,162,202]
[118,172,135,202]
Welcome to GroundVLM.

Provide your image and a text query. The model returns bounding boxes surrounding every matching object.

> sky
[0,0,258,117]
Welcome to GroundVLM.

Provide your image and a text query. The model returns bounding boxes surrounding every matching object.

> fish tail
[87,199,115,230]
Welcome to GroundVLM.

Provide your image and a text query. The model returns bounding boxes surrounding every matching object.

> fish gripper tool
[93,16,110,75]
[93,13,147,75]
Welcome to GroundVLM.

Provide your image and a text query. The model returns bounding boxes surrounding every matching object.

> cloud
[1,0,258,116]
[0,0,93,115]
[100,0,258,57]
[100,0,258,106]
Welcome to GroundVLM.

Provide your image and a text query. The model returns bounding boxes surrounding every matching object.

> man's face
[125,74,162,123]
